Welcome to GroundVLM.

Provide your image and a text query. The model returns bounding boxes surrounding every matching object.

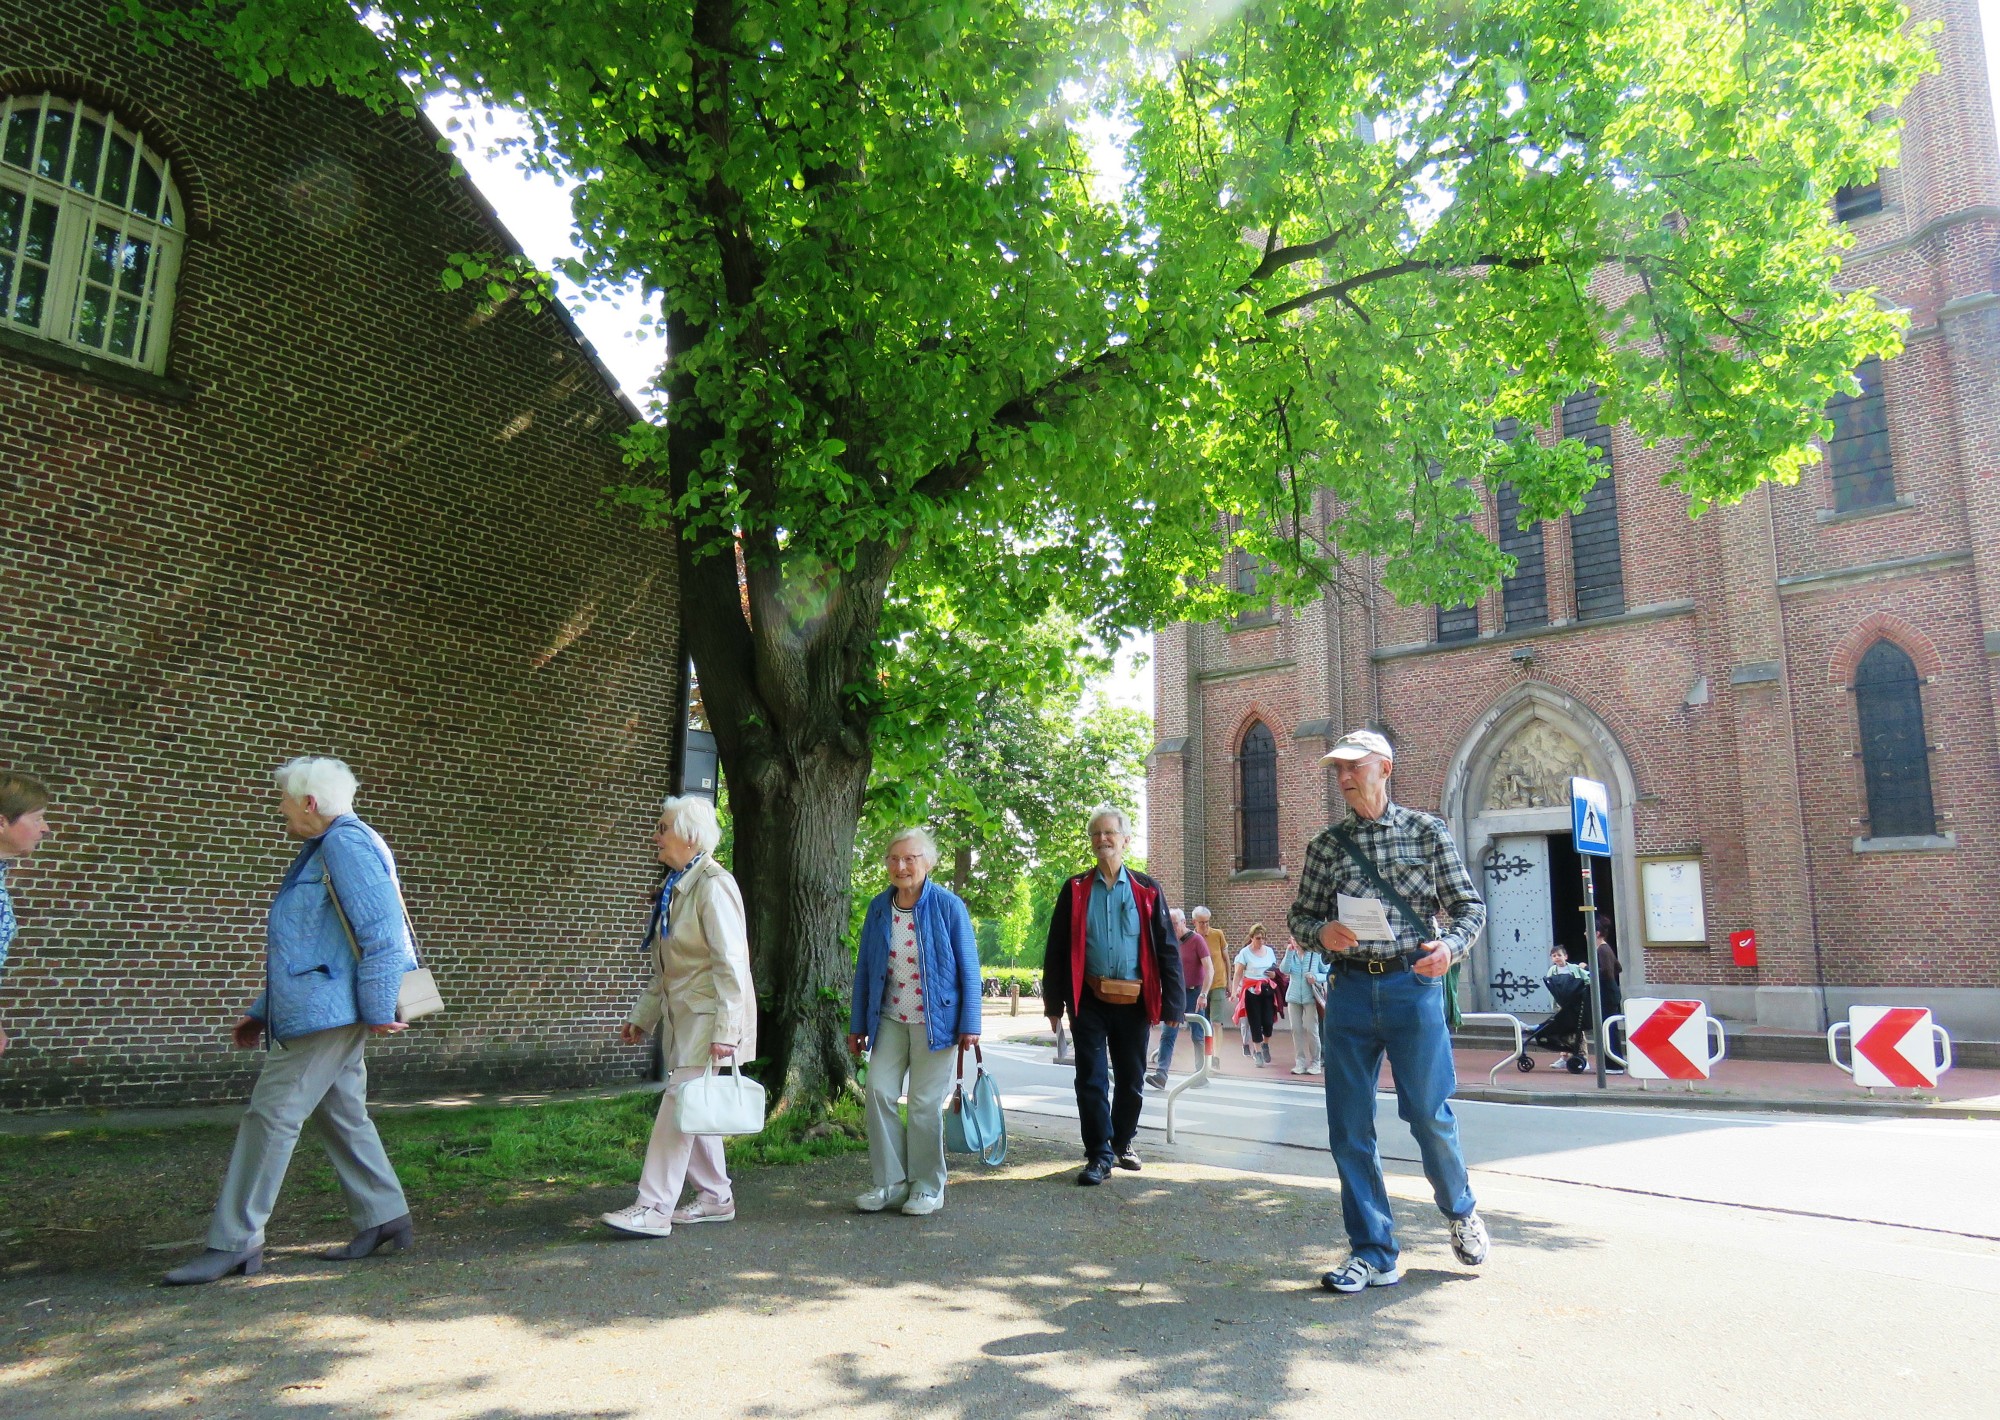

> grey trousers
[206,1024,408,1251]
[865,1018,956,1197]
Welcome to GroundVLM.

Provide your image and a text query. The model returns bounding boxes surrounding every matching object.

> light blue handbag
[943,1043,1007,1167]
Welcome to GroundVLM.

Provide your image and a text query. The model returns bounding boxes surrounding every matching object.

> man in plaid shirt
[1287,729,1489,1293]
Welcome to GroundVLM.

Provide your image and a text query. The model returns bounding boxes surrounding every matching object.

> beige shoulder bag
[322,867,446,1023]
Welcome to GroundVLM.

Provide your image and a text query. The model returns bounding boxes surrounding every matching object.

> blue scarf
[649,853,705,944]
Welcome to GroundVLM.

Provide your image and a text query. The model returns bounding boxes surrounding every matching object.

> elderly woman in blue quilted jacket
[163,756,418,1286]
[846,827,981,1217]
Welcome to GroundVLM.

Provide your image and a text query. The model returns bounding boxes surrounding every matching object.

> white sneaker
[855,1185,910,1213]
[1307,1062,1323,1075]
[1450,1210,1490,1266]
[900,1191,944,1217]
[600,1203,674,1238]
[1321,1255,1403,1293]
[1289,1063,1307,1076]
[672,1195,736,1225]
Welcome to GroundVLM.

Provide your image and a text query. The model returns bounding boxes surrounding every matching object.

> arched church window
[1853,638,1934,838]
[1238,721,1279,870]
[2,92,184,372]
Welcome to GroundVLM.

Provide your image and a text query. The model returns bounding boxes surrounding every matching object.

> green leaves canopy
[129,0,1931,632]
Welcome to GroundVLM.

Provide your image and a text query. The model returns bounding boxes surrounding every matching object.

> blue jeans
[1321,965,1476,1269]
[1155,987,1208,1074]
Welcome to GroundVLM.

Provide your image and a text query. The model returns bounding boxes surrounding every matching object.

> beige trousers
[864,1018,956,1198]
[636,1065,732,1210]
[1287,1000,1323,1068]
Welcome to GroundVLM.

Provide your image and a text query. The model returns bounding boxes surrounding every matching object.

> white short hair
[659,794,722,855]
[885,826,940,868]
[274,756,359,817]
[1170,907,1188,927]
[1087,803,1133,837]
[1191,905,1212,921]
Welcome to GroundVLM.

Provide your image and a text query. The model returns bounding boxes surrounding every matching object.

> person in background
[1149,907,1212,1088]
[846,827,981,1216]
[602,795,754,1239]
[1289,728,1489,1294]
[1232,924,1281,1066]
[1596,917,1625,1075]
[1280,933,1326,1075]
[0,771,53,1057]
[1042,805,1183,1184]
[1191,906,1229,1034]
[164,757,417,1286]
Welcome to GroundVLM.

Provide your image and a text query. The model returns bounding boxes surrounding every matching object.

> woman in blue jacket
[846,827,981,1216]
[164,756,418,1285]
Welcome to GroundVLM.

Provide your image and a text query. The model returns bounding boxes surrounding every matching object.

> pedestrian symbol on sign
[1571,777,1611,858]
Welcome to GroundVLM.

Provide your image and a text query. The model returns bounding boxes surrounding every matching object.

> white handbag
[324,868,445,1024]
[673,1062,769,1137]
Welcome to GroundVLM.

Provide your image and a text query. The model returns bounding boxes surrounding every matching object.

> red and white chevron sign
[1849,1006,1946,1089]
[1623,998,1720,1081]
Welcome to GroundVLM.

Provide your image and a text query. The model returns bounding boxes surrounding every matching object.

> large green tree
[862,618,1149,919]
[131,0,1931,1106]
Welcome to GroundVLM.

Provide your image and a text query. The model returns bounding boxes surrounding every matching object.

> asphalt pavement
[986,1037,2000,1239]
[5,1035,1997,1419]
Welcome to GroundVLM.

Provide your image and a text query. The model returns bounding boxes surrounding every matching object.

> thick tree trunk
[661,309,901,1111]
[721,734,871,1110]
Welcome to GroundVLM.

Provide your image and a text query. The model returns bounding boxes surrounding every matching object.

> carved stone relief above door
[1482,720,1592,811]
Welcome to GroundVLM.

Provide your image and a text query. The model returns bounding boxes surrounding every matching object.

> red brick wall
[1150,0,2000,1009]
[0,3,680,1107]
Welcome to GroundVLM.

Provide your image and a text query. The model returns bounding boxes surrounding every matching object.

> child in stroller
[1517,945,1593,1074]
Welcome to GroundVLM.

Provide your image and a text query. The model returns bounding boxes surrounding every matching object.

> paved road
[8,1054,1998,1418]
[986,1038,2000,1240]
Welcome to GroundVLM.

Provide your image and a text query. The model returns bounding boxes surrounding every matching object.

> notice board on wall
[1640,857,1707,945]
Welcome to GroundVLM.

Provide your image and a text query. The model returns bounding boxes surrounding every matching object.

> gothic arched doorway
[1441,687,1641,1014]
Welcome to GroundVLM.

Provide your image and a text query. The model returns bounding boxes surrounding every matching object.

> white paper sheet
[1336,893,1397,941]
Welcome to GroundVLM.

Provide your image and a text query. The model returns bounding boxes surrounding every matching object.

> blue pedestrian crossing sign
[1571,777,1612,858]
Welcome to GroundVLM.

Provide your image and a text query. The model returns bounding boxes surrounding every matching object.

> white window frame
[1,92,184,375]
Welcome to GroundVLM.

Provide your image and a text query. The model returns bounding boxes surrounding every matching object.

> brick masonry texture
[1150,0,2000,1018]
[1,3,680,1108]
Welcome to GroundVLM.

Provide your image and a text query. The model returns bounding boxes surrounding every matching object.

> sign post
[1571,776,1613,1090]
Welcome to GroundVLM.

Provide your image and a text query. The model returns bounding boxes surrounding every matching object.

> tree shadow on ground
[0,1135,1588,1419]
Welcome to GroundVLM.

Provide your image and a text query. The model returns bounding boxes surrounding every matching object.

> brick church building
[2,2,681,1107]
[1150,0,2000,1038]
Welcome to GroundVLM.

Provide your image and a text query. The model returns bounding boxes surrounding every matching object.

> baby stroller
[1516,965,1593,1074]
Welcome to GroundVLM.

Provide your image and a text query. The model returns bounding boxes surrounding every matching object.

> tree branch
[1260,253,1554,320]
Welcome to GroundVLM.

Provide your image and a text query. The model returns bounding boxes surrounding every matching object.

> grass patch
[358,1089,868,1202]
[0,1087,868,1272]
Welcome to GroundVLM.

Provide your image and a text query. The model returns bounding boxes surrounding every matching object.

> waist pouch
[1085,973,1142,1005]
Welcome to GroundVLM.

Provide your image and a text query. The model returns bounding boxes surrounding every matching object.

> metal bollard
[1163,1013,1214,1143]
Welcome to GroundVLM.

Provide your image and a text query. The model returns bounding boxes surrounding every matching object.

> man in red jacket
[1043,805,1184,1185]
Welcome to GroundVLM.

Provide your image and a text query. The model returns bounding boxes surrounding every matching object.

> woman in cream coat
[602,795,756,1239]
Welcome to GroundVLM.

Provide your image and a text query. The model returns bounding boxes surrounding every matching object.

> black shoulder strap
[1328,827,1431,944]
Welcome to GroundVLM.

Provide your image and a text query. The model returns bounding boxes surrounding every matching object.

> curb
[1002,1033,1999,1120]
[1450,1084,2000,1121]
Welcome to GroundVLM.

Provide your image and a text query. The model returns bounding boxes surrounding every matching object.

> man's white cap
[1321,728,1394,765]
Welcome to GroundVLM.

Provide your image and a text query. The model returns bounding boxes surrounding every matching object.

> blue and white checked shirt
[1287,802,1486,964]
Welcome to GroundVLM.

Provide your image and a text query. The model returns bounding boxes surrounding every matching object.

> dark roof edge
[416,106,651,427]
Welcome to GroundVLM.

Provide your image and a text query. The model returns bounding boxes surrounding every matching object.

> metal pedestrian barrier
[1459,1012,1527,1084]
[1163,1013,1214,1144]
